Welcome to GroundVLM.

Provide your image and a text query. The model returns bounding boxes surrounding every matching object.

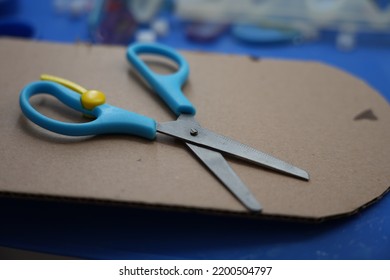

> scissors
[19,42,309,212]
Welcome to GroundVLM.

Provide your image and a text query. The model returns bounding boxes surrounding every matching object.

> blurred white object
[129,0,164,23]
[69,0,87,16]
[175,0,390,33]
[336,31,356,51]
[54,0,68,13]
[152,18,169,37]
[135,29,157,42]
[54,0,95,16]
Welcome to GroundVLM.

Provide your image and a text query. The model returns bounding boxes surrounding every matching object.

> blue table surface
[1,0,389,259]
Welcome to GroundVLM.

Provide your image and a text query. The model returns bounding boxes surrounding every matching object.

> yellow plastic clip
[40,74,106,111]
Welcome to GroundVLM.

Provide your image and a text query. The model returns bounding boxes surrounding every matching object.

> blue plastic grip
[19,81,157,140]
[127,43,196,116]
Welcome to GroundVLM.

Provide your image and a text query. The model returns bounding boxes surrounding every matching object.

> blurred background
[1,0,389,260]
[2,0,390,47]
[1,0,390,101]
[0,0,389,50]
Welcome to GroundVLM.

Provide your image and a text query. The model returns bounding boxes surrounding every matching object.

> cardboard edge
[1,185,389,223]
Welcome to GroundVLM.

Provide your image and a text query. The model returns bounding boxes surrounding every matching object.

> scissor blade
[157,115,309,180]
[186,142,262,212]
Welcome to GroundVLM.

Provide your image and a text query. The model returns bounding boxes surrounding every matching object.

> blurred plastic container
[175,0,390,49]
[176,0,390,32]
[89,0,165,44]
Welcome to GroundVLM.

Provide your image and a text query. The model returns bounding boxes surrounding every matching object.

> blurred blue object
[232,24,300,45]
[0,20,35,38]
[0,194,389,259]
[0,0,18,17]
[374,0,390,9]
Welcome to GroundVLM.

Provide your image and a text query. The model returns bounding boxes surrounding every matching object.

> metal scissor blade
[157,115,309,181]
[186,143,262,212]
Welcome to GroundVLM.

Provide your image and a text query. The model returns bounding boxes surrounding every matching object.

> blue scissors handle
[19,81,157,139]
[127,43,196,116]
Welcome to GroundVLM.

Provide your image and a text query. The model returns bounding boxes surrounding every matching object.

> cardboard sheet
[0,38,389,220]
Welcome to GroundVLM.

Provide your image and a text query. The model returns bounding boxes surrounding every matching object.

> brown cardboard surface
[0,38,389,220]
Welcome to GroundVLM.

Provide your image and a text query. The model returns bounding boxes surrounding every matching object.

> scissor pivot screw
[190,128,198,136]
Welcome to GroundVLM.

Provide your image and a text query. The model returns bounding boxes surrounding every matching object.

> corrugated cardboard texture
[0,38,389,219]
